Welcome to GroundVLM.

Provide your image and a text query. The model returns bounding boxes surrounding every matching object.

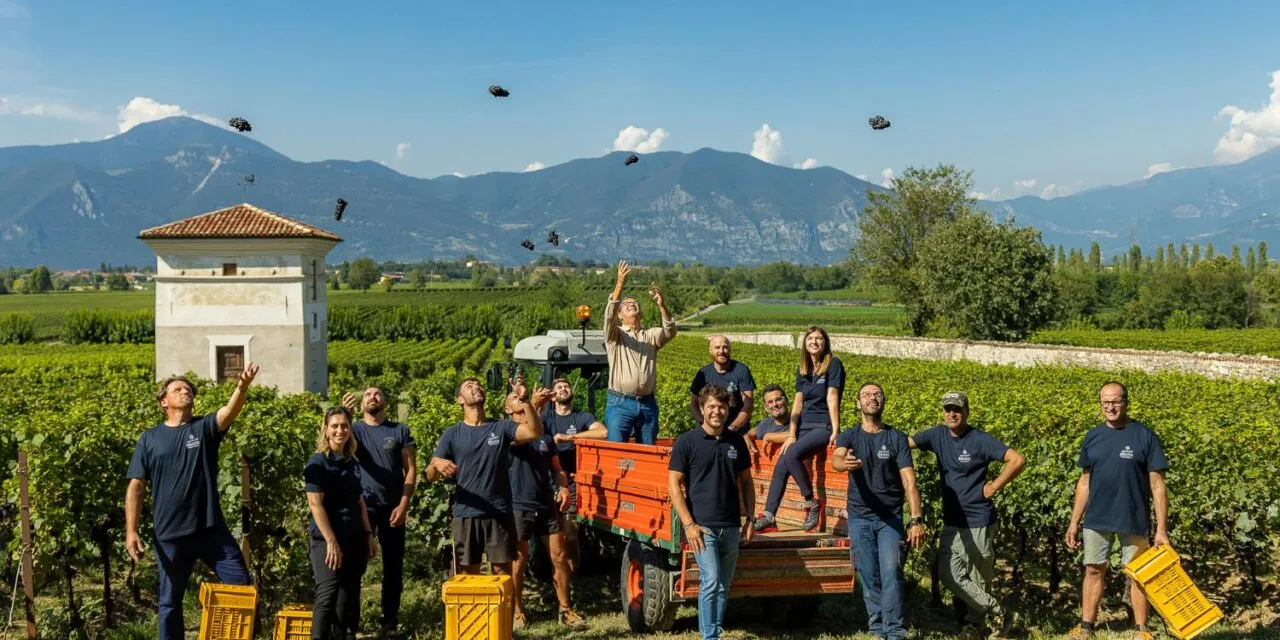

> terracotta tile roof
[137,203,342,242]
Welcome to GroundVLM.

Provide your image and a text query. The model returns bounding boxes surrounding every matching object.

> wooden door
[216,346,244,384]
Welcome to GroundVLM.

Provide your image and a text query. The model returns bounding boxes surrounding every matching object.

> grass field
[698,301,906,333]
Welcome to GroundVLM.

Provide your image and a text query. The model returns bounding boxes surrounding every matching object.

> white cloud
[880,168,896,188]
[10,100,100,123]
[1014,178,1037,193]
[452,172,466,178]
[613,125,669,153]
[1040,183,1076,199]
[394,142,411,161]
[793,158,818,170]
[970,187,1003,201]
[117,96,222,134]
[1214,70,1280,164]
[750,124,787,164]
[523,161,546,173]
[1145,162,1178,179]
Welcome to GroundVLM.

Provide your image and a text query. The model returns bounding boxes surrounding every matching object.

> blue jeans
[605,391,659,444]
[692,526,740,640]
[155,522,251,640]
[849,514,906,640]
[764,424,830,514]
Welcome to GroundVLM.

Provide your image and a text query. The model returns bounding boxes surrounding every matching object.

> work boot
[1067,625,1094,640]
[558,608,586,627]
[752,512,778,533]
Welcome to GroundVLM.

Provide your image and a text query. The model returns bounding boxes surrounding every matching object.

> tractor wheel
[620,539,678,632]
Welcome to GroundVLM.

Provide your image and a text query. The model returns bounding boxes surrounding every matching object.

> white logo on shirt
[185,434,200,450]
[382,437,396,450]
[877,444,891,460]
[958,448,972,463]
[567,425,578,435]
[486,433,500,446]
[1120,445,1134,460]
[727,447,739,460]
[537,440,548,453]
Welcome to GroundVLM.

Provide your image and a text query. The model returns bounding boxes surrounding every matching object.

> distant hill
[1,116,1278,269]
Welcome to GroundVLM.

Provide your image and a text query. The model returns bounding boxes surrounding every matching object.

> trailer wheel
[621,539,677,632]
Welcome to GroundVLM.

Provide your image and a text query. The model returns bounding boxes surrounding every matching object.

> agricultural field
[2,333,1276,638]
[1029,328,1280,359]
[697,301,906,333]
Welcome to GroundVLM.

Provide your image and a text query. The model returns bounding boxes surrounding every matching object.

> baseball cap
[941,391,968,409]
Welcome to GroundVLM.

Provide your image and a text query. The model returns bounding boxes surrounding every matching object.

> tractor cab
[486,304,610,414]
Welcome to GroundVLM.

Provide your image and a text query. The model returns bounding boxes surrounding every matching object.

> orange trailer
[574,437,856,632]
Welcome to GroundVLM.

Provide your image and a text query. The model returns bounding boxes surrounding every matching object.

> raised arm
[215,362,260,431]
[650,284,677,347]
[513,389,553,443]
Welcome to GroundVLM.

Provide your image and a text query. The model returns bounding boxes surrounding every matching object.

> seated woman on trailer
[752,326,845,533]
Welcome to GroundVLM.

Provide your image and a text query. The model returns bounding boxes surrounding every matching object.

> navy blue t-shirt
[795,357,845,427]
[755,416,789,440]
[304,452,366,539]
[668,427,752,529]
[911,425,1010,528]
[1077,420,1169,536]
[126,414,227,541]
[352,420,417,508]
[541,407,597,476]
[690,360,757,427]
[836,425,913,518]
[432,419,519,518]
[509,435,558,512]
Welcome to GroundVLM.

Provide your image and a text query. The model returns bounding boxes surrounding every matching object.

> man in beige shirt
[603,260,677,444]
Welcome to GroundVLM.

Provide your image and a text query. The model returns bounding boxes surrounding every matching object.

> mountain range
[1,116,1278,269]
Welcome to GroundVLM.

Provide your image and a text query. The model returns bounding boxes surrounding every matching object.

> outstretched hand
[616,260,631,286]
[648,282,665,307]
[238,362,259,388]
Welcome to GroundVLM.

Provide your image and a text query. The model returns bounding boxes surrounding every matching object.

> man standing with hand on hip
[603,259,677,444]
[668,385,754,640]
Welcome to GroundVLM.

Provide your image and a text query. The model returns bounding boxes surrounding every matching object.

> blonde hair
[799,326,832,377]
[316,407,358,459]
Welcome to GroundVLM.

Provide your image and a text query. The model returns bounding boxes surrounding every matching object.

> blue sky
[1,0,1278,199]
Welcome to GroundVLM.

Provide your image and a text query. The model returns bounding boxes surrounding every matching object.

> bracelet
[683,523,699,530]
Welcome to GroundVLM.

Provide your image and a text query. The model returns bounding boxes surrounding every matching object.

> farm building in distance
[138,203,342,394]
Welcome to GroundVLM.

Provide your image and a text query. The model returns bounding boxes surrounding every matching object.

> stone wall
[713,332,1280,381]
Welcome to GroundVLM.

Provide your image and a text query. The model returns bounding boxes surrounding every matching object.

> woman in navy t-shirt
[754,326,844,533]
[305,406,377,640]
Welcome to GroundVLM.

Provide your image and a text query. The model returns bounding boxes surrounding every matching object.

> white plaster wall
[156,325,309,393]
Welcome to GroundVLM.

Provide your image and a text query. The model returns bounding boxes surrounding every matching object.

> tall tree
[1260,241,1269,266]
[346,257,379,291]
[1232,244,1242,265]
[914,213,1057,341]
[851,163,976,335]
[30,266,53,293]
[1248,247,1257,274]
[1088,242,1102,270]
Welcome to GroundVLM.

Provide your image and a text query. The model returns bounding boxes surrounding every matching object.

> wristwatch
[906,516,925,528]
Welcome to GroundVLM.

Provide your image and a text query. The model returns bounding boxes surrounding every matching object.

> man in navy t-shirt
[749,384,791,455]
[341,386,417,636]
[124,363,260,640]
[668,385,754,640]
[689,335,757,433]
[543,377,606,573]
[831,382,925,640]
[1065,382,1170,640]
[908,392,1024,637]
[427,377,552,576]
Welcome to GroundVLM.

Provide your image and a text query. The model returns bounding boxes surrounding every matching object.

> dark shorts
[565,480,578,515]
[451,516,517,567]
[513,509,563,541]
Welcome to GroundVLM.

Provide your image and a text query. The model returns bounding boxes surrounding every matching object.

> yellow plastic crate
[443,575,514,640]
[1123,544,1223,640]
[198,582,257,640]
[273,605,312,640]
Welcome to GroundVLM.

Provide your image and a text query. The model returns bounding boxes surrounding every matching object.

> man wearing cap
[603,260,677,445]
[908,392,1025,639]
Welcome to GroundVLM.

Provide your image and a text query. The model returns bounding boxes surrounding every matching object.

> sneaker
[1133,630,1155,640]
[1067,625,1094,640]
[802,499,823,532]
[558,608,586,627]
[380,623,403,639]
[752,512,778,533]
[513,610,527,630]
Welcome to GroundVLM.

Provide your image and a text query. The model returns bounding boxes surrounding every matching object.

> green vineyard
[1,335,1276,637]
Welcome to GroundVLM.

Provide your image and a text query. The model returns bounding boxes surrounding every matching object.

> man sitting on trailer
[749,383,793,455]
[545,377,607,573]
[123,363,260,640]
[603,259,677,444]
[689,335,757,435]
[668,385,754,640]
[426,377,552,577]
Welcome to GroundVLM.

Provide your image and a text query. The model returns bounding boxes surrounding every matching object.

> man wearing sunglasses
[908,392,1024,639]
